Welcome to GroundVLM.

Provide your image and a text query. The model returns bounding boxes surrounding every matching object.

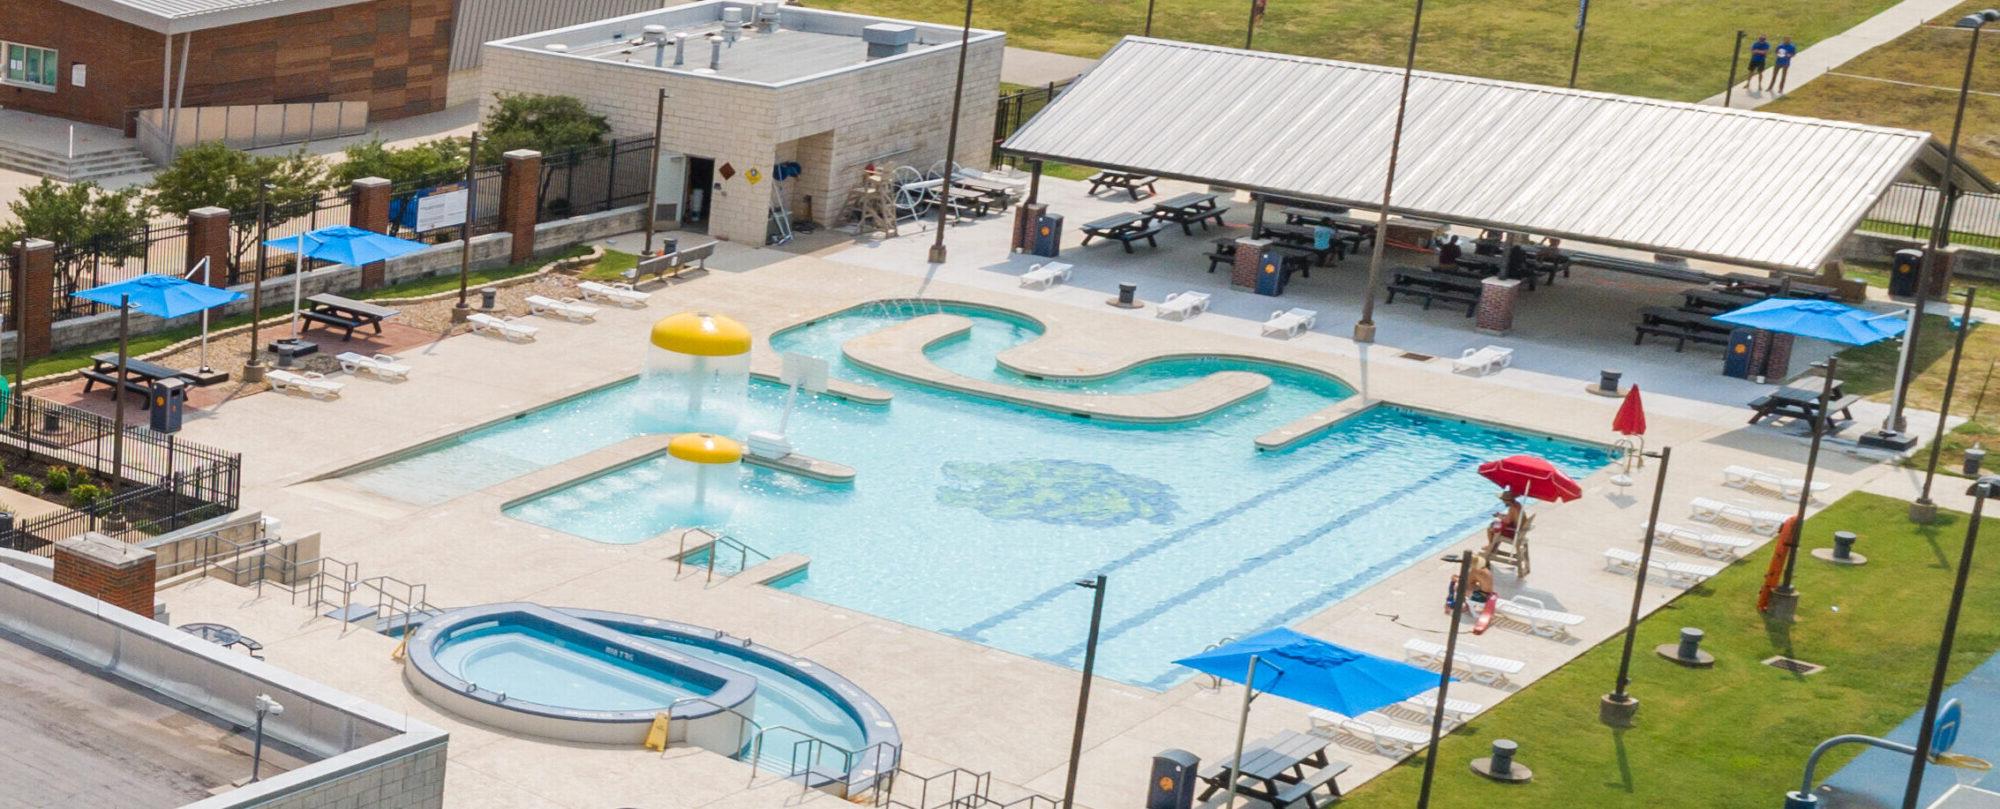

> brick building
[0,0,453,133]
[481,0,1003,245]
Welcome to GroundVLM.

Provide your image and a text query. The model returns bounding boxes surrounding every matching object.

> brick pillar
[1475,277,1522,335]
[14,238,53,359]
[1926,248,1957,300]
[53,532,157,617]
[350,177,392,290]
[1013,202,1046,253]
[1762,332,1796,381]
[1232,237,1273,289]
[501,149,542,265]
[185,207,231,288]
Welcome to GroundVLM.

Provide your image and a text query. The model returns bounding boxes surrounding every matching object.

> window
[3,43,58,90]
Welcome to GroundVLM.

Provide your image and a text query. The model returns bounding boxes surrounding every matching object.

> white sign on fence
[415,187,469,233]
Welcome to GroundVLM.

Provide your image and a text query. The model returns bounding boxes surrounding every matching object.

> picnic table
[1079,211,1167,253]
[1282,207,1351,228]
[1681,287,1763,315]
[1717,272,1838,301]
[1086,170,1158,200]
[1197,730,1349,808]
[1749,379,1859,426]
[942,186,1001,219]
[1208,238,1312,285]
[81,352,194,407]
[1388,268,1482,316]
[179,622,266,659]
[951,177,1020,206]
[1257,224,1344,266]
[1634,306,1734,351]
[1149,192,1230,235]
[302,293,398,341]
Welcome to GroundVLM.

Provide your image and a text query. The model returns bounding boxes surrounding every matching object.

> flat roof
[58,0,370,34]
[488,0,1003,88]
[1003,37,1997,272]
[0,627,310,808]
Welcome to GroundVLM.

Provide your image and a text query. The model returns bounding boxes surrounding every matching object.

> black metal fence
[0,481,234,556]
[992,80,1072,166]
[535,136,655,224]
[1861,182,2000,250]
[46,219,191,321]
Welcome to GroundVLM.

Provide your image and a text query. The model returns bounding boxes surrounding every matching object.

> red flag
[1612,385,1647,437]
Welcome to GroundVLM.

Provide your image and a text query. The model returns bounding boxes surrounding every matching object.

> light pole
[251,694,284,782]
[1354,0,1426,344]
[1904,478,1992,808]
[1769,358,1837,623]
[1243,0,1264,50]
[1059,575,1106,809]
[1874,10,1999,452]
[644,89,669,256]
[927,0,975,265]
[1568,0,1590,88]
[1417,551,1474,809]
[1914,286,1978,523]
[453,130,480,323]
[1602,446,1672,726]
[244,183,272,383]
[1724,30,1745,107]
[1144,0,1157,36]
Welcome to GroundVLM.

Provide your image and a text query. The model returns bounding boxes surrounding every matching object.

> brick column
[1761,332,1796,381]
[53,532,156,617]
[1926,248,1957,300]
[1013,202,1046,253]
[350,177,392,290]
[1475,277,1522,335]
[1232,237,1273,289]
[185,207,231,288]
[14,238,53,359]
[501,149,542,265]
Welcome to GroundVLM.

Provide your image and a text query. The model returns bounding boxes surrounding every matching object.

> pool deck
[148,175,1952,809]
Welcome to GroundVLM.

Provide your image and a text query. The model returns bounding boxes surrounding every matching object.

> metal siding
[450,0,669,71]
[1005,38,1946,270]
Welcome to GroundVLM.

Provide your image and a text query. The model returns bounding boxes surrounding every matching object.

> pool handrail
[677,527,774,583]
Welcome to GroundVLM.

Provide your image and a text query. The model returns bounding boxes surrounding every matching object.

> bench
[79,369,156,407]
[1275,765,1344,809]
[631,241,718,282]
[1633,306,1733,352]
[1207,250,1236,274]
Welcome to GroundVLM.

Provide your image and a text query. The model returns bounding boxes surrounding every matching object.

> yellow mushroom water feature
[666,432,743,524]
[644,311,751,435]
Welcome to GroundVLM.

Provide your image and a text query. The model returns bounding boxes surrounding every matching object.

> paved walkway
[1704,0,1966,109]
[1002,46,1097,86]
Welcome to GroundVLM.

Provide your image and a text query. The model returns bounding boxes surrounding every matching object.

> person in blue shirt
[1748,35,1772,93]
[1773,37,1799,94]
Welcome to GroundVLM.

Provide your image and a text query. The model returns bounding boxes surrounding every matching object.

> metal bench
[631,241,718,281]
[1275,764,1345,809]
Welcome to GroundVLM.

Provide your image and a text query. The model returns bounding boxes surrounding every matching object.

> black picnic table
[302,293,398,341]
[1282,207,1352,229]
[82,352,194,407]
[1086,170,1159,200]
[1750,379,1859,426]
[1716,272,1838,301]
[1634,306,1735,351]
[1149,192,1230,235]
[1197,730,1349,808]
[1257,224,1344,266]
[1681,287,1763,315]
[179,622,266,659]
[943,186,1000,218]
[1079,211,1167,253]
[951,177,1018,207]
[1209,238,1312,284]
[1388,268,1483,316]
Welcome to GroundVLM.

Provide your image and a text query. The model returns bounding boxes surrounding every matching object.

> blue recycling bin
[1723,328,1760,379]
[1254,249,1285,296]
[1146,749,1199,809]
[149,378,187,434]
[1890,248,1924,298]
[1032,214,1063,258]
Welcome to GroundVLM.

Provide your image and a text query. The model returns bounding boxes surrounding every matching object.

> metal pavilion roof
[60,0,368,33]
[1002,38,1993,272]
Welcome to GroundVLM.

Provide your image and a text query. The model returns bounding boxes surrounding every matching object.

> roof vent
[708,33,725,70]
[863,23,916,59]
[722,5,745,43]
[758,1,781,30]
[644,24,670,66]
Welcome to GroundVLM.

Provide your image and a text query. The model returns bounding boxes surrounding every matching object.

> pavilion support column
[15,239,54,360]
[1762,332,1796,381]
[349,177,392,290]
[1013,202,1045,253]
[1475,277,1520,335]
[185,207,231,288]
[1231,237,1272,290]
[1925,247,1958,300]
[500,149,542,265]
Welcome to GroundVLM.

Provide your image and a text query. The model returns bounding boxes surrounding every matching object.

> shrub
[68,484,103,509]
[43,466,70,493]
[70,466,89,485]
[12,474,42,496]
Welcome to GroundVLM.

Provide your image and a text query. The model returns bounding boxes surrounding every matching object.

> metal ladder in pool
[859,297,950,319]
[869,766,1061,808]
[667,696,900,799]
[676,527,772,583]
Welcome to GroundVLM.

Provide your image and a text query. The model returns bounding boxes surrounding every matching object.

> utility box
[1033,214,1063,258]
[1723,329,1760,379]
[149,378,187,433]
[1254,249,1286,296]
[1146,749,1200,809]
[1890,248,1924,298]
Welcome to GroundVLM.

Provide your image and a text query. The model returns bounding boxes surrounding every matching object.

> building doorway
[683,157,715,231]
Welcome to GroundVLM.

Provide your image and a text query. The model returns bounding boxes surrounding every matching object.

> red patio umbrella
[1478,455,1583,502]
[1612,385,1646,437]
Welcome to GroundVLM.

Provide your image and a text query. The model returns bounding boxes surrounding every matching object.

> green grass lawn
[578,249,639,283]
[1856,220,2000,252]
[831,0,1897,101]
[1830,283,2000,473]
[1341,492,2000,807]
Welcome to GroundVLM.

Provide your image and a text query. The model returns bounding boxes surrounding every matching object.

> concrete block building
[481,0,1004,245]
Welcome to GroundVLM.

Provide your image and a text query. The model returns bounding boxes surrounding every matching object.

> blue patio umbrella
[1713,298,1907,346]
[263,226,428,340]
[74,274,246,372]
[1174,628,1440,806]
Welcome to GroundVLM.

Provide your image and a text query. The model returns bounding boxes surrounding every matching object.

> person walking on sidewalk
[1748,35,1772,93]
[1773,36,1799,94]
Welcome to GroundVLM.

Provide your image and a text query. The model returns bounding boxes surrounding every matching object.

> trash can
[1723,329,1761,379]
[1146,749,1200,809]
[149,378,187,434]
[1890,248,1924,298]
[1032,214,1063,258]
[1254,249,1286,296]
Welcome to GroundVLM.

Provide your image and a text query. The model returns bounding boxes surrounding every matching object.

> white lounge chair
[335,352,410,380]
[1155,292,1211,320]
[525,295,599,322]
[1308,710,1434,756]
[1404,691,1484,723]
[1495,596,1584,639]
[1647,521,1756,560]
[468,313,539,342]
[266,369,343,399]
[1721,465,1829,502]
[1018,261,1073,290]
[1403,638,1524,684]
[1452,345,1514,376]
[1689,497,1787,535]
[1603,547,1723,584]
[1262,308,1318,338]
[576,280,650,307]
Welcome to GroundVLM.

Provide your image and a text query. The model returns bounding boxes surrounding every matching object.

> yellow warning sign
[745,167,763,185]
[644,712,672,751]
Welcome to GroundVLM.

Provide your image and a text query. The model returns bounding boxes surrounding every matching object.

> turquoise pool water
[479,302,1614,687]
[432,622,713,712]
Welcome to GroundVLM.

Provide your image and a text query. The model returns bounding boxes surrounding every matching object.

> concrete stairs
[0,139,155,182]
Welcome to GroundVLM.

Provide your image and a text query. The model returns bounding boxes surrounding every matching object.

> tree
[332,138,469,235]
[148,143,331,280]
[479,93,610,163]
[0,179,150,309]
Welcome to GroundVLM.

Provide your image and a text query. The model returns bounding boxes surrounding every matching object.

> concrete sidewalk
[1704,0,1965,109]
[1002,46,1097,86]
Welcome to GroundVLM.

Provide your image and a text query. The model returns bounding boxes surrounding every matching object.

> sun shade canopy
[1002,38,1994,272]
[1173,627,1440,716]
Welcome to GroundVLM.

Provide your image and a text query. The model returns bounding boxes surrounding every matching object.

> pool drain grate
[1399,352,1436,362]
[1762,656,1825,675]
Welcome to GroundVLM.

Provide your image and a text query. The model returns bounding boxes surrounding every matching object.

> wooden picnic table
[82,351,195,407]
[1086,170,1158,200]
[1750,379,1857,425]
[1256,224,1343,266]
[1681,287,1763,315]
[1282,207,1351,228]
[1079,211,1168,253]
[941,187,999,218]
[1717,272,1837,300]
[1149,192,1230,235]
[303,293,398,341]
[1388,268,1483,316]
[1634,306,1734,352]
[1197,730,1348,808]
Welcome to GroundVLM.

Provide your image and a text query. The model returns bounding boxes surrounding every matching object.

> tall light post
[1904,478,1993,808]
[1354,0,1426,344]
[927,0,976,265]
[643,89,669,256]
[1567,0,1590,88]
[1768,359,1838,623]
[244,183,272,383]
[1913,286,1979,523]
[453,130,480,323]
[1416,551,1474,809]
[1144,0,1157,36]
[1873,10,1999,452]
[1059,575,1106,809]
[1243,0,1264,50]
[1602,446,1671,726]
[1724,30,1745,107]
